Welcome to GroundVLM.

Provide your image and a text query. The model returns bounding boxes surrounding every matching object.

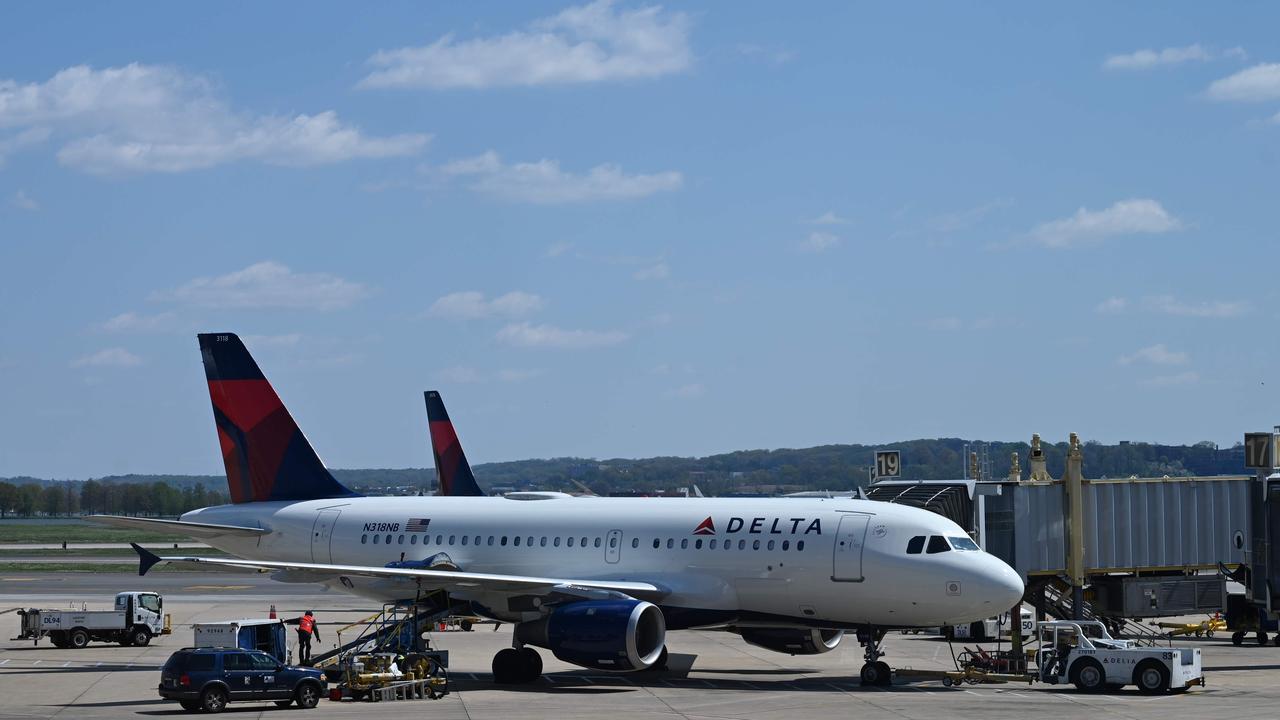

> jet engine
[515,599,666,671]
[737,627,844,655]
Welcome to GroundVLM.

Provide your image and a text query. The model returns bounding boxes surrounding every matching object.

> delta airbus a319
[93,333,1024,686]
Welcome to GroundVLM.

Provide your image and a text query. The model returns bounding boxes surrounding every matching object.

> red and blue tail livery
[199,333,359,504]
[424,391,485,497]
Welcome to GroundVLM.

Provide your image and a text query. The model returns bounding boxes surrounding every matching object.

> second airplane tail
[424,390,485,496]
[199,333,359,504]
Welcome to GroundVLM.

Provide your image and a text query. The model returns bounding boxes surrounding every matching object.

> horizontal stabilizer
[87,515,269,540]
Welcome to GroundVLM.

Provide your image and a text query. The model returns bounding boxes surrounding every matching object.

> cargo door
[311,510,341,563]
[832,513,870,582]
[605,529,623,564]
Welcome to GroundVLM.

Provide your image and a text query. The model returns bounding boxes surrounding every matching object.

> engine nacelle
[515,599,666,671]
[738,627,844,655]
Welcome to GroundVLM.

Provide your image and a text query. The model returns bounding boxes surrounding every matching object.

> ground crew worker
[287,610,321,664]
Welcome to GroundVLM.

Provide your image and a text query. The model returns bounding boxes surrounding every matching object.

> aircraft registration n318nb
[92,333,1023,686]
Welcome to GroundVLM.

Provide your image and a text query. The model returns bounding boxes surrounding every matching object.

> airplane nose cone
[986,556,1025,609]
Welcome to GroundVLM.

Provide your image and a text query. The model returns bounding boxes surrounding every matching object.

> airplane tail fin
[198,333,359,504]
[424,390,485,496]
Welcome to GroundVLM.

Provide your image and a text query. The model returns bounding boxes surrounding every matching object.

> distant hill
[2,437,1249,502]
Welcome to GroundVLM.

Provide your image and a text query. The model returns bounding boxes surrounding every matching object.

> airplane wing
[88,514,269,539]
[130,544,667,600]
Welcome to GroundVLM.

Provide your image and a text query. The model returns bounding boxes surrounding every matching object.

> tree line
[0,437,1252,514]
[0,479,228,519]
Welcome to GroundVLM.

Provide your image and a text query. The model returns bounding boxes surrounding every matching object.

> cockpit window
[926,535,950,554]
[906,536,925,554]
[948,536,980,551]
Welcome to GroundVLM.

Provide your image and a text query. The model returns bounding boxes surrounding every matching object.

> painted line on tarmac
[183,585,254,590]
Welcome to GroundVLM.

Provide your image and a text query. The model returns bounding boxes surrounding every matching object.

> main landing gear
[858,626,892,687]
[492,645,543,684]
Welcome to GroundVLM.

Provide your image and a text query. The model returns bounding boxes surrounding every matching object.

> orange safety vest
[299,615,314,634]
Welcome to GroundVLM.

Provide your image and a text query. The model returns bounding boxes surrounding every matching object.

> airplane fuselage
[184,495,1024,630]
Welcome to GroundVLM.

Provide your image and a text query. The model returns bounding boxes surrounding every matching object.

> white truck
[1035,620,1204,694]
[16,591,170,649]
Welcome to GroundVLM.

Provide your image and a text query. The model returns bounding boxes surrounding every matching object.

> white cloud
[99,311,177,332]
[360,0,691,90]
[664,382,704,398]
[0,64,427,174]
[71,347,142,368]
[436,365,484,384]
[495,322,628,349]
[1143,294,1249,318]
[808,211,848,225]
[546,241,573,258]
[1224,47,1249,62]
[1207,63,1280,102]
[1028,199,1181,248]
[10,189,38,210]
[1141,371,1199,387]
[1104,44,1210,70]
[0,127,50,165]
[1119,344,1188,366]
[427,290,546,320]
[1095,297,1128,314]
[157,261,367,311]
[799,231,840,253]
[436,151,681,204]
[242,333,303,348]
[633,262,670,280]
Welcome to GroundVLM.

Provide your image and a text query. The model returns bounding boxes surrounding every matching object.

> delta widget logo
[692,517,716,535]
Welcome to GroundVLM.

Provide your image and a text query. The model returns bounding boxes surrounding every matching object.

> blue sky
[2,2,1279,478]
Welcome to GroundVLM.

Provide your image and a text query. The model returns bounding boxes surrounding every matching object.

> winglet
[424,391,485,496]
[131,543,162,576]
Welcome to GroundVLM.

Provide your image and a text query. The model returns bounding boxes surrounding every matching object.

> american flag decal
[406,518,431,532]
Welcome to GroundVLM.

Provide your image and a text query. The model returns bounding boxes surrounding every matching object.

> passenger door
[605,529,623,564]
[311,510,341,563]
[248,652,288,699]
[832,513,870,582]
[222,652,262,698]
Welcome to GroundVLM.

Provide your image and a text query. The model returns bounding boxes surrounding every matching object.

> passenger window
[581,537,588,547]
[767,540,775,551]
[361,534,368,544]
[906,536,926,554]
[500,536,508,546]
[632,538,639,549]
[250,653,277,670]
[514,536,522,546]
[797,540,805,551]
[609,537,617,548]
[448,535,455,545]
[710,539,718,549]
[385,534,392,545]
[397,535,405,544]
[373,535,380,545]
[410,535,418,545]
[681,539,688,549]
[527,536,534,547]
[927,535,950,554]
[474,536,481,546]
[540,537,548,547]
[738,540,746,550]
[568,537,575,547]
[695,539,703,549]
[437,535,444,545]
[594,537,602,548]
[752,540,760,550]
[653,539,660,549]
[461,536,468,546]
[782,540,790,551]
[487,536,495,546]
[666,539,674,549]
[553,537,561,547]
[223,653,249,670]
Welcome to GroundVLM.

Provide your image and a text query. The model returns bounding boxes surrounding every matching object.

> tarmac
[2,572,1279,719]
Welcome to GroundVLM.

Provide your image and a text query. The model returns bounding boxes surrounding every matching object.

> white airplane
[93,333,1024,686]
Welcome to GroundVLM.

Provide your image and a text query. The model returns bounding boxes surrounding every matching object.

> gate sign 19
[875,450,901,479]
[1245,433,1276,469]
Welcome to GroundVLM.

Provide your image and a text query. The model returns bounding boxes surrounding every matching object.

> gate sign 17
[1245,433,1276,469]
[875,450,901,479]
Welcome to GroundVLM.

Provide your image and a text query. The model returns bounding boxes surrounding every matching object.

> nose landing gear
[858,626,892,687]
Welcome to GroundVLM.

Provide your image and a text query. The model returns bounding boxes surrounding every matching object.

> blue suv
[159,647,326,713]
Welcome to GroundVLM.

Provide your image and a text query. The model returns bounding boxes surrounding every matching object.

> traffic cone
[269,604,277,619]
